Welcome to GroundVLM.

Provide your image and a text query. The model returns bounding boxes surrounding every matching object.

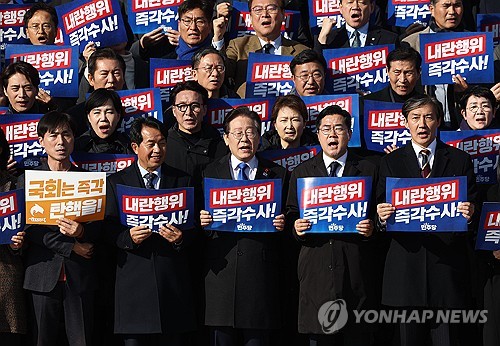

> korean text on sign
[204,178,282,233]
[297,176,372,233]
[386,176,468,232]
[25,171,106,225]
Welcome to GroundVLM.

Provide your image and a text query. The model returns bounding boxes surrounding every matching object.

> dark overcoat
[106,162,197,334]
[286,151,378,334]
[377,141,477,308]
[202,154,286,329]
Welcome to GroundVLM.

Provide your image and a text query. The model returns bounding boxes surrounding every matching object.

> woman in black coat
[74,89,133,154]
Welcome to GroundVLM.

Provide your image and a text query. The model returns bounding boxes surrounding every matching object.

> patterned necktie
[352,30,361,48]
[144,172,156,189]
[263,43,273,54]
[236,162,249,180]
[420,149,431,178]
[329,161,341,177]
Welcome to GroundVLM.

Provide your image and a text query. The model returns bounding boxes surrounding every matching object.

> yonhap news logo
[317,300,488,334]
[317,299,348,334]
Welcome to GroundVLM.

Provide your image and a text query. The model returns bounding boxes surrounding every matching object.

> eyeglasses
[194,65,225,74]
[294,72,324,82]
[174,103,204,113]
[251,4,280,15]
[467,104,492,113]
[180,17,208,28]
[28,23,53,32]
[319,125,348,136]
[228,128,259,140]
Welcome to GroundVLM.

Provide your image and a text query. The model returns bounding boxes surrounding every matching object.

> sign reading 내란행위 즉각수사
[204,178,282,233]
[386,176,468,232]
[297,176,372,233]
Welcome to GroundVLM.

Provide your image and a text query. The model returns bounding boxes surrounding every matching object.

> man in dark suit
[314,0,398,53]
[105,117,197,346]
[286,105,377,346]
[216,0,308,97]
[199,107,286,346]
[19,111,99,346]
[377,95,477,346]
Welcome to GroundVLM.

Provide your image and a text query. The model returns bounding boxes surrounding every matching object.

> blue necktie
[144,172,156,189]
[236,162,249,180]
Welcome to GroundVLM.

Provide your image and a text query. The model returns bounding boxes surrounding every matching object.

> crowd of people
[1,0,500,346]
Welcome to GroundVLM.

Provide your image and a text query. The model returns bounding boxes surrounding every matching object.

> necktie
[263,43,273,54]
[144,172,156,189]
[329,161,340,177]
[420,149,431,178]
[352,30,361,48]
[236,162,249,180]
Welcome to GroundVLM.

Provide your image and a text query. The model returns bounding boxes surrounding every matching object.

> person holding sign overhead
[105,117,197,346]
[18,111,100,346]
[200,107,286,346]
[285,105,377,346]
[376,95,477,346]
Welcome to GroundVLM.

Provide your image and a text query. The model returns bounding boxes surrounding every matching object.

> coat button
[328,265,333,270]
[329,240,333,245]
[237,251,243,256]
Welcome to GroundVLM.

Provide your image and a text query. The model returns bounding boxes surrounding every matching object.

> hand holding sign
[356,219,373,237]
[494,250,500,260]
[294,218,311,237]
[57,218,84,238]
[272,214,285,232]
[140,27,166,49]
[159,223,182,244]
[165,29,180,46]
[377,203,395,223]
[200,210,213,228]
[457,202,474,221]
[130,225,152,245]
[213,16,228,42]
[452,74,468,93]
[9,231,25,251]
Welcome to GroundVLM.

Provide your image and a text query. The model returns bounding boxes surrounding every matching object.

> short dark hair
[24,3,58,28]
[178,0,213,19]
[387,46,422,71]
[87,48,126,76]
[37,111,76,138]
[85,89,124,118]
[0,128,10,171]
[1,61,40,89]
[248,0,284,11]
[401,95,444,122]
[192,48,225,69]
[129,117,167,145]
[290,49,327,75]
[459,86,497,111]
[223,107,262,134]
[271,94,308,123]
[315,105,352,130]
[169,80,209,106]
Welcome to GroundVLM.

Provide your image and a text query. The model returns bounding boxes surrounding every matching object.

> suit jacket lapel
[132,162,147,188]
[402,144,422,178]
[430,141,450,178]
[215,155,233,179]
[343,151,361,177]
[281,36,296,55]
[248,35,263,55]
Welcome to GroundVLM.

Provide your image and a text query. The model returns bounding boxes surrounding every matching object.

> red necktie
[420,149,431,178]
